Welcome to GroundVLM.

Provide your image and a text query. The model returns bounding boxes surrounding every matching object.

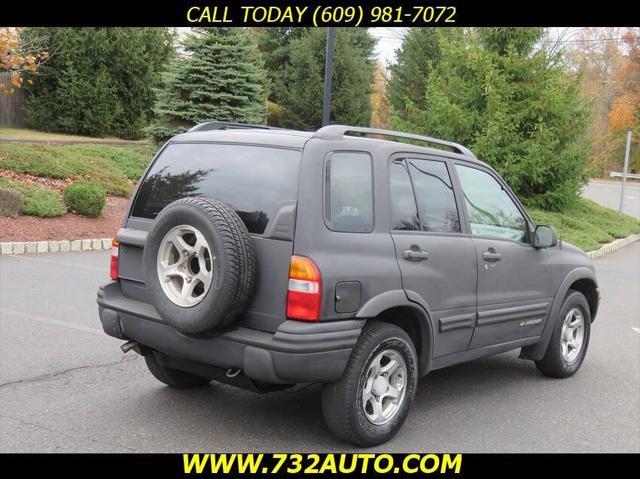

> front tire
[144,351,211,388]
[322,322,418,446]
[535,290,591,378]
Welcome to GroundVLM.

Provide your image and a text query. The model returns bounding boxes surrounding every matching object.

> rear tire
[144,351,211,388]
[322,322,418,446]
[535,290,591,378]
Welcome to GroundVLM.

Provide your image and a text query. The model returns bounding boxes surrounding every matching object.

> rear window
[131,143,300,234]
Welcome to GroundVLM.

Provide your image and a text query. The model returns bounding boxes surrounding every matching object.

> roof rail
[188,121,276,132]
[313,125,476,158]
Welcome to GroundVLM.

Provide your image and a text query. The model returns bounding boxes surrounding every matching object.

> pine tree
[391,28,591,210]
[23,28,173,139]
[387,28,458,118]
[147,28,267,143]
[278,28,376,130]
[254,27,309,105]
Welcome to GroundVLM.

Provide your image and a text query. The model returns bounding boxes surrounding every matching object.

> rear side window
[407,158,460,233]
[325,152,374,233]
[131,143,300,234]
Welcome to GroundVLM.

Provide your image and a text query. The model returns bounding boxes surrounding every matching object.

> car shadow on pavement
[131,350,546,451]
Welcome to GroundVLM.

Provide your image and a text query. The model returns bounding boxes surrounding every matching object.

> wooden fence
[0,72,26,128]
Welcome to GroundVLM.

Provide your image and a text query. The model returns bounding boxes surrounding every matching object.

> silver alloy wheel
[362,349,407,425]
[156,225,213,307]
[560,307,585,363]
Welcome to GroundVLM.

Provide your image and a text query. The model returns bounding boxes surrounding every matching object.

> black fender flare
[356,289,435,374]
[520,267,597,361]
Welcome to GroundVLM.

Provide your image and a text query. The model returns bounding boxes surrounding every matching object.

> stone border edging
[585,233,640,259]
[1,238,112,255]
[1,233,638,258]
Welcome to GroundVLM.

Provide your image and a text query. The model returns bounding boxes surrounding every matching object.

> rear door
[121,142,302,333]
[453,163,552,349]
[390,156,477,358]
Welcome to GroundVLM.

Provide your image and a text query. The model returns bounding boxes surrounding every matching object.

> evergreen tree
[392,28,591,210]
[387,28,458,118]
[278,28,376,130]
[254,27,309,104]
[147,28,267,143]
[23,28,173,139]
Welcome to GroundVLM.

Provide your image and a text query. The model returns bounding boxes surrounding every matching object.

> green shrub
[22,187,67,217]
[0,188,24,217]
[63,183,107,217]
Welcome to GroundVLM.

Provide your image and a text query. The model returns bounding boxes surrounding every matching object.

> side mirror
[532,225,558,248]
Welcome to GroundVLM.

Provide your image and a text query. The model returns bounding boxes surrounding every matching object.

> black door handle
[403,249,430,261]
[482,250,502,262]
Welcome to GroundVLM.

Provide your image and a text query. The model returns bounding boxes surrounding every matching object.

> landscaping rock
[0,189,24,217]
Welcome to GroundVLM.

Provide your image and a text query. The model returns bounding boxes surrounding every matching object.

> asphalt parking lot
[1,242,638,453]
[583,180,640,219]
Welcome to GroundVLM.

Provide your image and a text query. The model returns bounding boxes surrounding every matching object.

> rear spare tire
[143,197,256,334]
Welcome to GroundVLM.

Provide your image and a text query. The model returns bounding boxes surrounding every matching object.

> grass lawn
[529,198,640,252]
[0,142,154,196]
[0,128,149,144]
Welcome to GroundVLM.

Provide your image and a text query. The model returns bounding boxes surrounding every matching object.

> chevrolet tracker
[97,123,599,446]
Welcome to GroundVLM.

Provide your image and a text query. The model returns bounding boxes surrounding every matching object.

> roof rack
[313,125,477,159]
[188,121,278,132]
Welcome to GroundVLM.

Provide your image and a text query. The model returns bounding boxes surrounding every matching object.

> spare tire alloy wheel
[157,225,213,307]
[143,197,256,334]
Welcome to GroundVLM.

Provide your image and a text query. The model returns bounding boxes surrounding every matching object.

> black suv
[98,123,599,446]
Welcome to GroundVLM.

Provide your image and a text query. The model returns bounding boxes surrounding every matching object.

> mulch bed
[0,196,129,242]
[0,168,74,194]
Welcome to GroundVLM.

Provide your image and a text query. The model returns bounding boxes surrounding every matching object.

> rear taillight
[286,255,322,321]
[110,239,120,280]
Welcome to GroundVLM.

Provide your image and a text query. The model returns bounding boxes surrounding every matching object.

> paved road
[583,180,640,219]
[1,246,639,453]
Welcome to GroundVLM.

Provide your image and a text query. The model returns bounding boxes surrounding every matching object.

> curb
[0,238,112,255]
[585,234,640,259]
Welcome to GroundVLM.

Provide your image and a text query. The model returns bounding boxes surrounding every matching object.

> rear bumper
[97,282,363,384]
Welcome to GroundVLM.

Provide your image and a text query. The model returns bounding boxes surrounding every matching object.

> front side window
[407,158,460,233]
[131,143,301,234]
[455,164,528,242]
[325,152,374,233]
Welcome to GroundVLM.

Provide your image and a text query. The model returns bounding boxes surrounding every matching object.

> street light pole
[322,27,336,127]
[619,129,632,213]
